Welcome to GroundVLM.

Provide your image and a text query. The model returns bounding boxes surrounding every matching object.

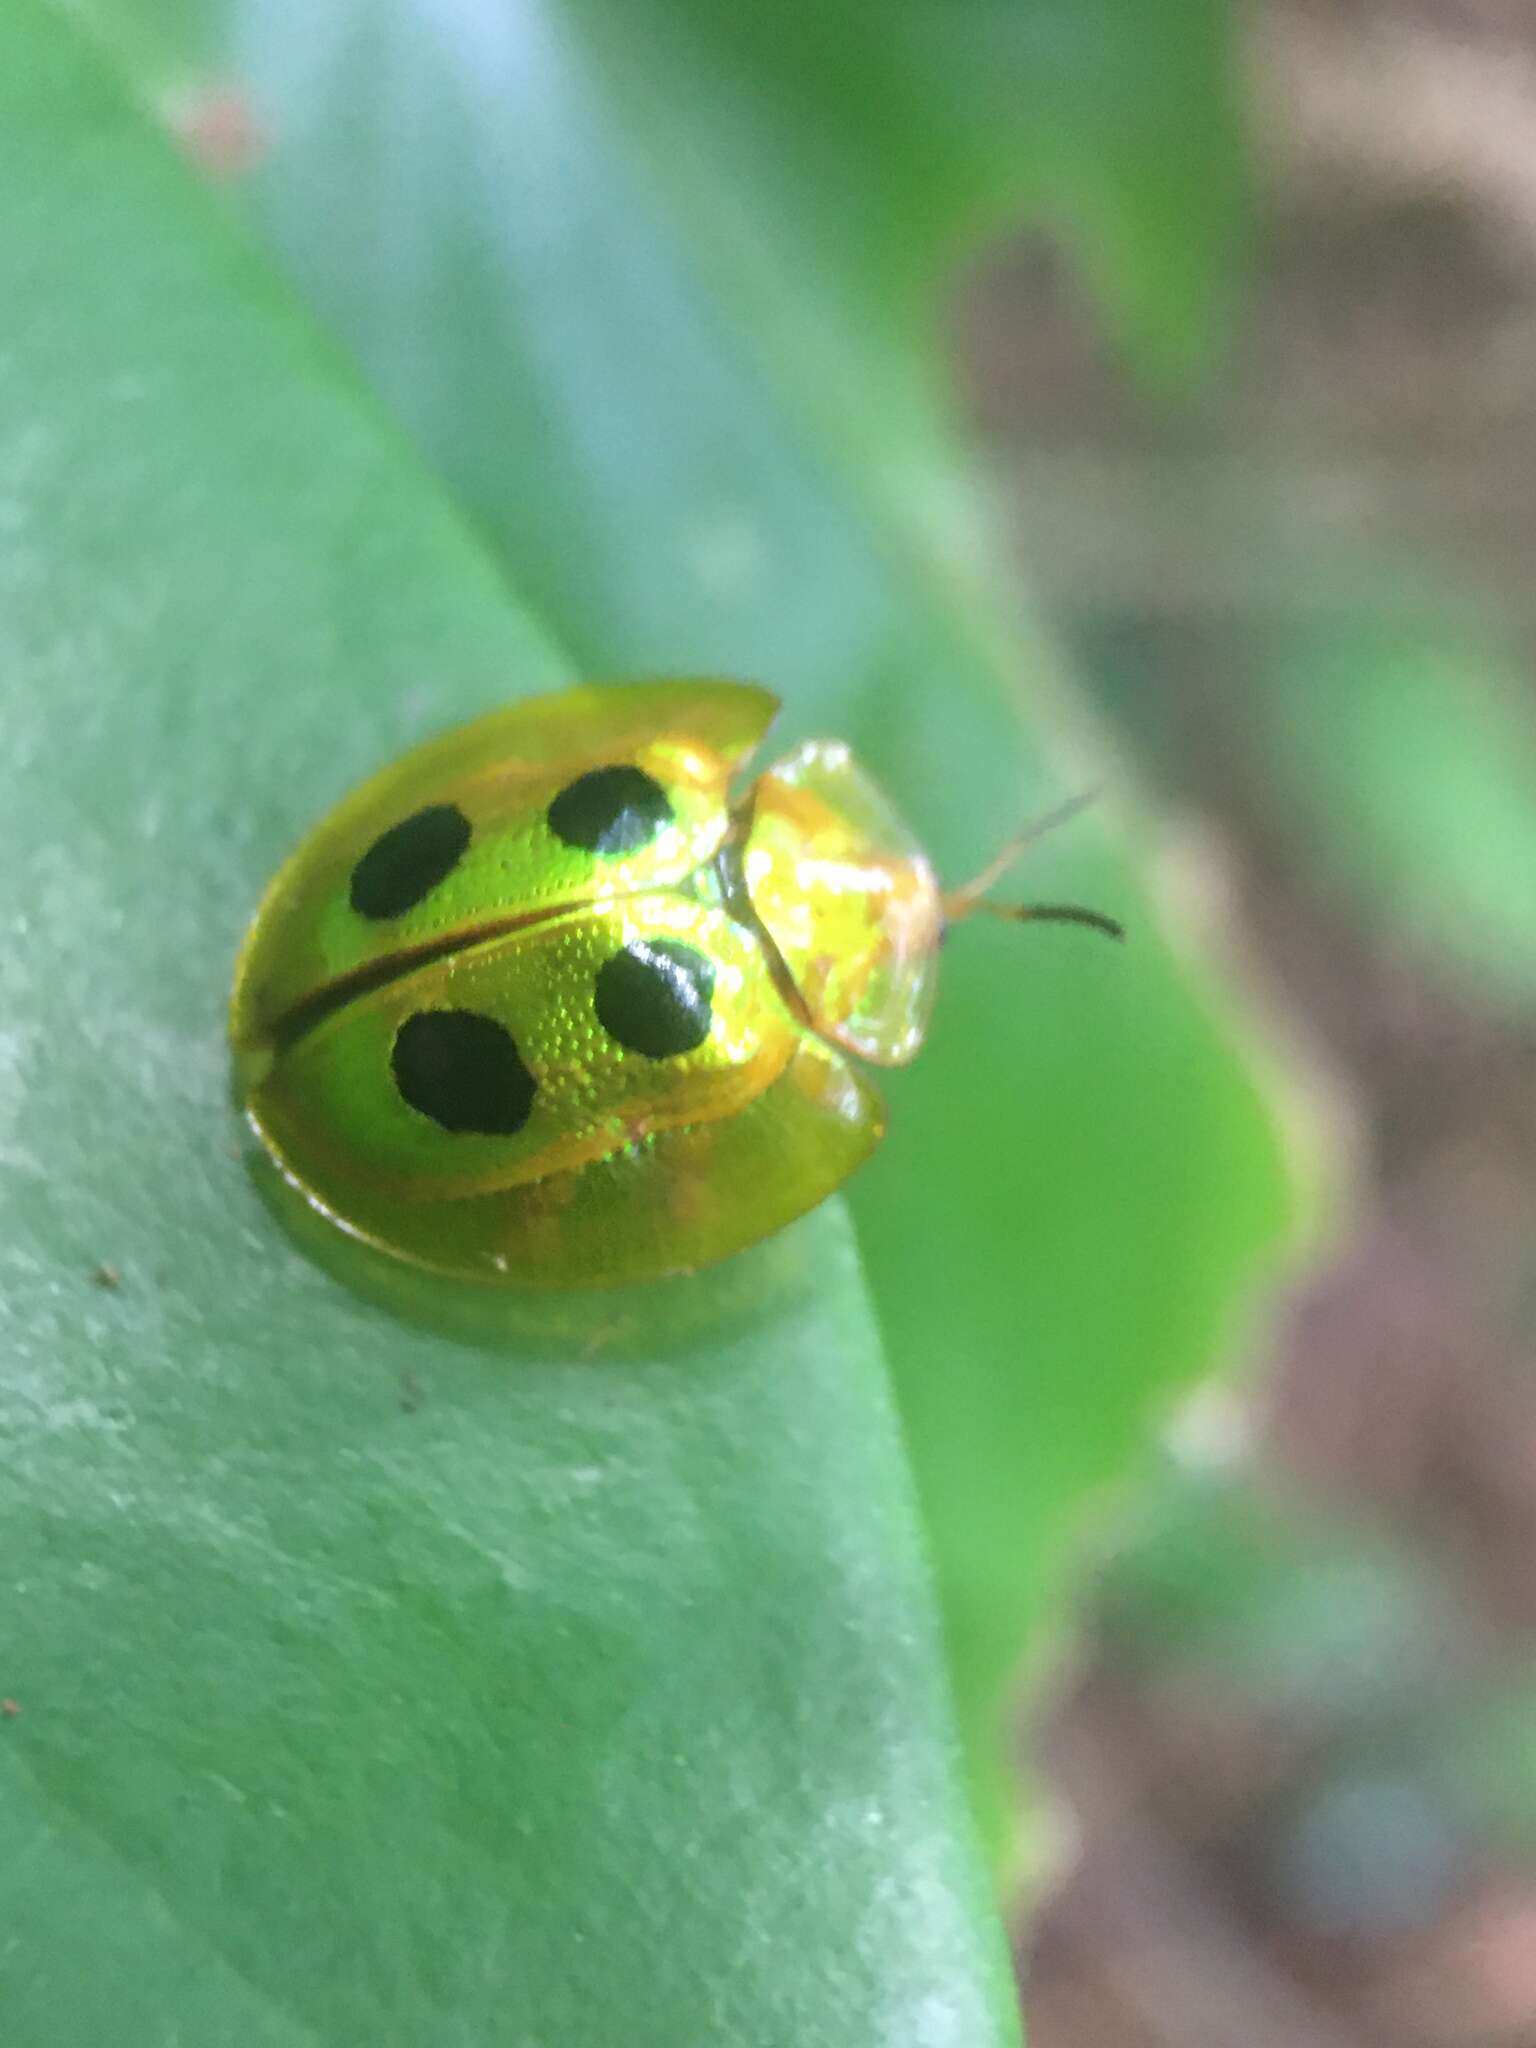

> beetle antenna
[941,789,1122,939]
[965,899,1125,941]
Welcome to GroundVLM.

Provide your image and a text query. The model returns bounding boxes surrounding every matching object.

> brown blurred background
[961,3,1536,2041]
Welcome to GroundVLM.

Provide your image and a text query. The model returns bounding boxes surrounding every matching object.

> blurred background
[44,0,1536,2040]
[970,4,1536,2042]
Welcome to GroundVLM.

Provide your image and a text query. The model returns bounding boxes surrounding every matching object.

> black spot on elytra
[350,803,471,919]
[595,940,715,1060]
[391,1010,537,1135]
[547,765,673,856]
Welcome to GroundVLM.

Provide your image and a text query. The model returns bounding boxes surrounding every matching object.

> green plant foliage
[92,0,1292,1858]
[0,6,1022,2041]
[1073,562,1536,1013]
[10,1,1297,2035]
[559,0,1248,389]
[1255,587,1536,1006]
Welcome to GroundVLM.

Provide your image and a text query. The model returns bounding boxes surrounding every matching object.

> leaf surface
[0,7,1016,2041]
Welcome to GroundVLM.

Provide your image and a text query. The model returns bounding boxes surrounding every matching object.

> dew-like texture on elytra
[230,682,779,1055]
[229,688,924,1286]
[243,886,885,1284]
[349,802,471,919]
[390,1009,537,1134]
[547,764,674,856]
[594,939,716,1059]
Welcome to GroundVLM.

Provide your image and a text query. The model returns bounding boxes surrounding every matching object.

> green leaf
[70,0,1292,1870]
[1256,583,1536,1007]
[1079,566,1536,1012]
[0,6,1018,2042]
[559,0,1248,387]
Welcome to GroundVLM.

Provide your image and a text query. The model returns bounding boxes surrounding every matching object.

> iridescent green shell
[231,680,943,1289]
